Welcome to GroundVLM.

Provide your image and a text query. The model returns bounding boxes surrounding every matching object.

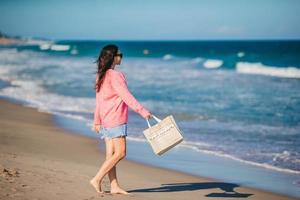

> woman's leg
[90,137,120,193]
[105,137,119,188]
[91,136,128,194]
[108,136,129,194]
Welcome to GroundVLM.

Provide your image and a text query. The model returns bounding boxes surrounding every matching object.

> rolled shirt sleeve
[111,71,150,118]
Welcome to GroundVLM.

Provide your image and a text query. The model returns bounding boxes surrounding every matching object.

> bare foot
[89,178,104,194]
[110,186,131,195]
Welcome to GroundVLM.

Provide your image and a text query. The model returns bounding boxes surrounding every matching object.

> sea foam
[236,62,300,78]
[203,59,223,69]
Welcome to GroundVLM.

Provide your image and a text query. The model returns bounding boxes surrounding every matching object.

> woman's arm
[93,98,101,125]
[111,71,151,118]
[93,74,102,125]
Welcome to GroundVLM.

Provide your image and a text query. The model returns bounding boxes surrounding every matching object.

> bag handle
[146,114,162,128]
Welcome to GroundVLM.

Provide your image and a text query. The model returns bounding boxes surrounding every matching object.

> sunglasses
[115,53,123,58]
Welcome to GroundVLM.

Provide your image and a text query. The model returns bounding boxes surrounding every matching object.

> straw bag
[143,115,184,156]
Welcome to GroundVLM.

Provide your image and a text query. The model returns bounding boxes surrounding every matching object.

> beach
[0,99,298,200]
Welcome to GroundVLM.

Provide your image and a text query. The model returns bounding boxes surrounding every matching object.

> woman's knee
[112,137,126,160]
[106,151,114,160]
[115,150,126,160]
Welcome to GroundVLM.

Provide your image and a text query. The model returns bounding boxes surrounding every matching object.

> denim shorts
[100,123,128,139]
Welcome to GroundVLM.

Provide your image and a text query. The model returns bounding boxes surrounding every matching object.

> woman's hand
[92,124,102,134]
[145,113,152,120]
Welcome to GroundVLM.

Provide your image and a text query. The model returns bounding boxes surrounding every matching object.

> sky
[1,0,300,40]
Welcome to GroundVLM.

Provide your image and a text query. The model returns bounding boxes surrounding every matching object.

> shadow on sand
[128,182,253,198]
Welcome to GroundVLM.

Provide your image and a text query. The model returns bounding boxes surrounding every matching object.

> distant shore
[0,34,24,45]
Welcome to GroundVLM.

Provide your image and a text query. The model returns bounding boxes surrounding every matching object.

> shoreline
[52,101,300,198]
[0,98,299,199]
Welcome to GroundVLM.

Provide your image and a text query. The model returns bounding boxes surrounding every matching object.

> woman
[90,44,152,195]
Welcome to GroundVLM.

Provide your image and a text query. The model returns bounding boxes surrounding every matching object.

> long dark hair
[94,44,119,92]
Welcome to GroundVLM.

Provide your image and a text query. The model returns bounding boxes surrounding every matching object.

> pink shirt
[93,68,151,128]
